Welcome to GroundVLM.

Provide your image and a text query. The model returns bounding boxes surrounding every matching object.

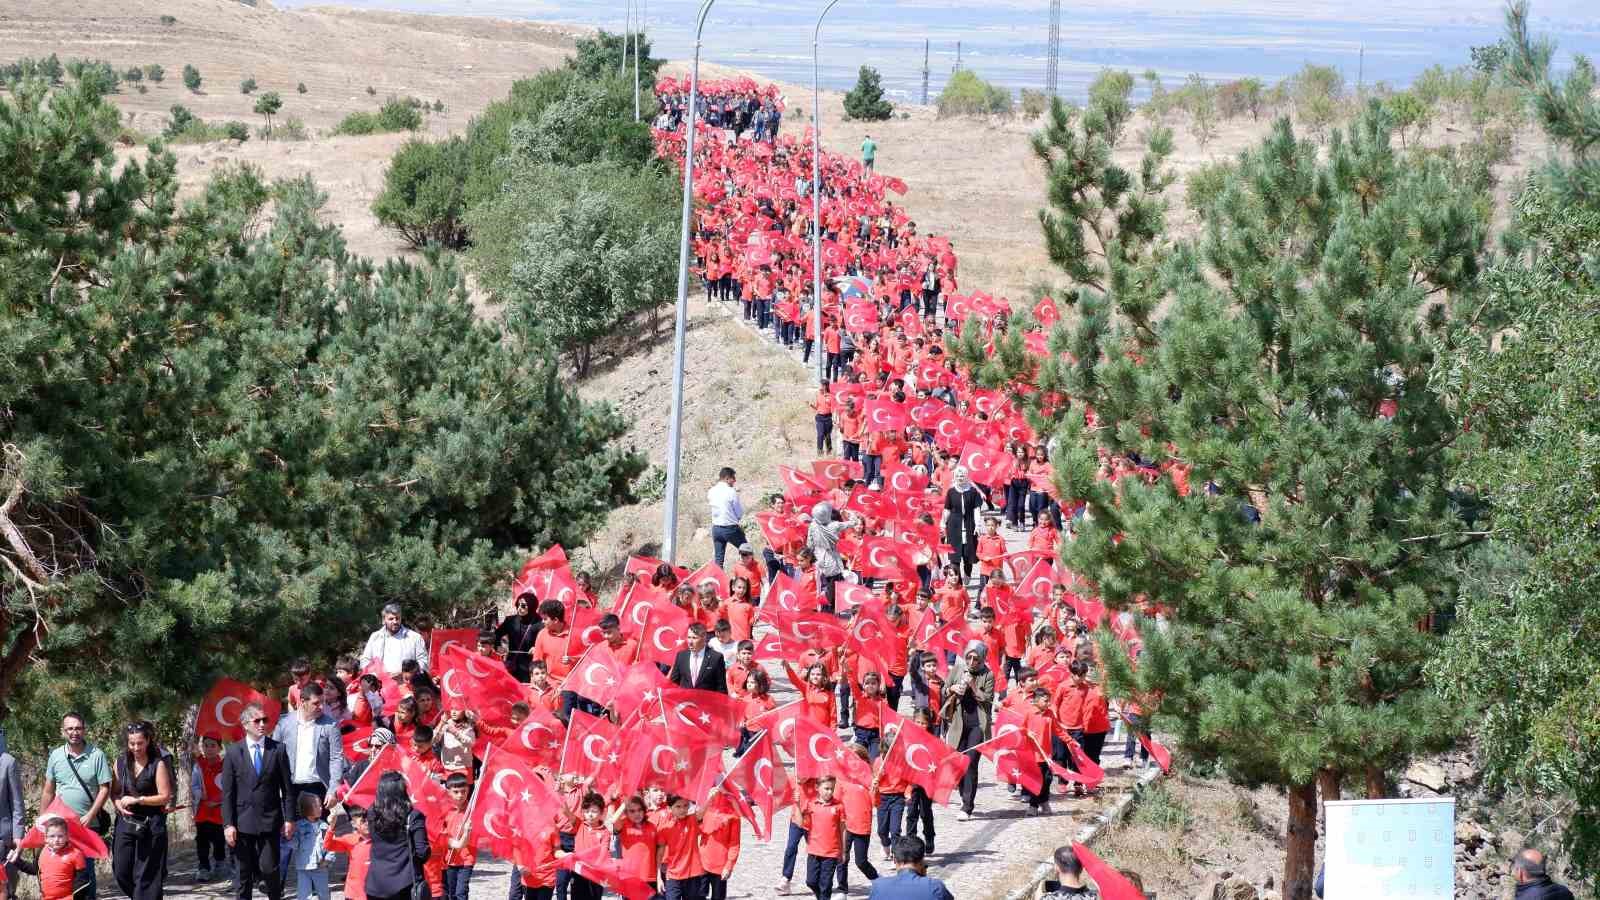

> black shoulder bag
[64,751,111,836]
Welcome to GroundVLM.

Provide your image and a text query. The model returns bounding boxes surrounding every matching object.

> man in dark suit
[221,703,294,900]
[668,623,728,693]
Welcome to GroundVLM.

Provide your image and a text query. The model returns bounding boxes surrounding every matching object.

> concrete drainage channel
[1000,764,1166,900]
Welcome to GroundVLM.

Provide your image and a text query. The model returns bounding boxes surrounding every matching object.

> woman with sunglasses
[491,591,542,683]
[111,721,174,900]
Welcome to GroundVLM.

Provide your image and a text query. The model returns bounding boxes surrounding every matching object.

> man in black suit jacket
[668,623,728,694]
[221,703,295,900]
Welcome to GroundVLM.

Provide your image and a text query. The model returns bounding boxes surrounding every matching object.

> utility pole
[921,38,930,105]
[1045,0,1061,97]
[955,40,961,73]
[1357,45,1365,98]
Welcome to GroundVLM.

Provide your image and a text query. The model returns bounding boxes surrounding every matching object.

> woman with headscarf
[941,640,994,820]
[944,466,984,584]
[492,590,542,682]
[806,501,855,611]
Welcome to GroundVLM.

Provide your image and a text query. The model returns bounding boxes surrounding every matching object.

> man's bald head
[1511,848,1548,881]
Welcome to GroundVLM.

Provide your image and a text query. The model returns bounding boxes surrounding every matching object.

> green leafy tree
[1216,77,1264,121]
[239,75,257,94]
[123,66,143,83]
[936,70,1012,118]
[253,91,282,140]
[1029,69,1171,296]
[1290,62,1343,140]
[182,63,201,93]
[0,78,643,740]
[1182,73,1218,150]
[163,103,197,139]
[503,79,655,170]
[1386,90,1433,147]
[373,136,471,249]
[144,64,164,83]
[567,30,665,84]
[843,66,893,121]
[959,100,1487,900]
[468,161,677,375]
[1429,2,1600,881]
[296,82,307,94]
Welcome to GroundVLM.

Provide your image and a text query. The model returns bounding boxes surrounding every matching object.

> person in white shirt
[707,466,748,568]
[359,604,427,675]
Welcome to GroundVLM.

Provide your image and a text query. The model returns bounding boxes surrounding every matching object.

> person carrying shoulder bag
[363,773,430,900]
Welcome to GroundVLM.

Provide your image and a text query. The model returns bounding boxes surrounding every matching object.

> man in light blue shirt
[869,837,954,900]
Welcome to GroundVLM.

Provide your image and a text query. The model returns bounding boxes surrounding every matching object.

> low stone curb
[1002,764,1166,900]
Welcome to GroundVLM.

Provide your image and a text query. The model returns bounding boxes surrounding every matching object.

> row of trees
[0,75,645,746]
[372,29,676,375]
[953,3,1598,896]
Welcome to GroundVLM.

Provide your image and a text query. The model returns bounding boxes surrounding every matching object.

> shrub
[239,76,257,94]
[135,84,147,95]
[842,66,893,121]
[1184,159,1235,213]
[1386,90,1432,147]
[296,82,307,94]
[163,103,197,139]
[1019,88,1050,118]
[182,64,201,93]
[262,116,309,141]
[1290,62,1343,139]
[432,99,444,113]
[365,85,376,96]
[1182,73,1218,150]
[936,69,1011,118]
[373,136,471,249]
[1216,77,1264,120]
[223,121,249,142]
[145,64,164,83]
[65,59,119,95]
[331,97,423,136]
[1141,69,1171,119]
[567,29,665,83]
[159,14,177,25]
[124,67,144,83]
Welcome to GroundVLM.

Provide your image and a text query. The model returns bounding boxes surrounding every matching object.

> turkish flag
[846,602,899,665]
[561,710,622,786]
[437,644,525,728]
[778,465,828,497]
[833,581,874,613]
[1017,559,1061,603]
[428,629,480,677]
[928,408,970,454]
[1072,594,1108,631]
[1032,296,1059,327]
[862,397,910,434]
[811,458,860,487]
[840,485,895,521]
[1133,727,1173,774]
[609,662,673,724]
[623,555,688,585]
[856,536,915,580]
[756,512,806,553]
[617,721,720,803]
[196,678,282,743]
[898,307,925,337]
[564,605,605,659]
[1074,842,1147,900]
[795,714,873,786]
[657,685,744,746]
[18,798,108,858]
[716,729,790,840]
[558,845,655,900]
[880,461,929,494]
[747,700,804,754]
[684,561,731,600]
[494,703,567,768]
[959,440,1016,488]
[752,630,787,662]
[514,545,570,596]
[614,583,670,640]
[974,720,1044,796]
[473,751,560,859]
[565,644,625,708]
[906,398,947,430]
[341,745,452,835]
[878,721,968,804]
[759,605,847,652]
[633,601,691,668]
[1056,732,1107,789]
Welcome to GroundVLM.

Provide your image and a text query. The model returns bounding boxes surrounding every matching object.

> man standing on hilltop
[708,466,747,568]
[861,134,877,170]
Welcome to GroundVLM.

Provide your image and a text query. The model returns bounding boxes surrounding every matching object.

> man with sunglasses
[221,704,294,900]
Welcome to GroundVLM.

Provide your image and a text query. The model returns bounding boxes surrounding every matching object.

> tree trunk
[1285,781,1318,900]
[1365,765,1386,799]
[1317,767,1341,823]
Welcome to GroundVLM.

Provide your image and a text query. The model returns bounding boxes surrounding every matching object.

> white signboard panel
[1323,798,1455,900]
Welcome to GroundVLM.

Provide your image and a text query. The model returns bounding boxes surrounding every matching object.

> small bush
[135,83,148,94]
[163,104,250,143]
[1216,77,1264,121]
[145,64,165,83]
[1290,62,1344,140]
[1019,88,1050,118]
[261,116,309,141]
[223,121,249,141]
[373,136,471,249]
[1386,90,1433,147]
[159,14,177,26]
[432,99,444,113]
[936,69,1011,118]
[1185,159,1235,213]
[365,85,377,96]
[296,82,307,94]
[331,96,423,136]
[1131,781,1192,833]
[182,64,201,93]
[124,66,144,83]
[240,76,257,94]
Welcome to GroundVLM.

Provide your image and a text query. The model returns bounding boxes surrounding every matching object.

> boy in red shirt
[514,820,563,900]
[799,776,847,900]
[656,795,705,900]
[1022,688,1060,812]
[527,661,561,717]
[568,793,610,900]
[325,807,371,900]
[975,517,1007,601]
[442,774,476,900]
[699,795,742,900]
[835,746,880,892]
[6,817,88,900]
[607,796,660,897]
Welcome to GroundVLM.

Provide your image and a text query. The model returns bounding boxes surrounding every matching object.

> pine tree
[0,79,644,738]
[843,66,893,121]
[958,100,1487,900]
[182,63,201,92]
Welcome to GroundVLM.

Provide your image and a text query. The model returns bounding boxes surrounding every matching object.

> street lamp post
[661,0,717,564]
[811,0,842,388]
[632,0,642,122]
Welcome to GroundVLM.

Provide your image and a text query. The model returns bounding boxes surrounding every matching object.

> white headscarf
[952,465,973,492]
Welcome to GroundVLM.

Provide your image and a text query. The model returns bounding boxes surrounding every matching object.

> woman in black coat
[944,466,984,583]
[493,591,542,682]
[365,772,430,900]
